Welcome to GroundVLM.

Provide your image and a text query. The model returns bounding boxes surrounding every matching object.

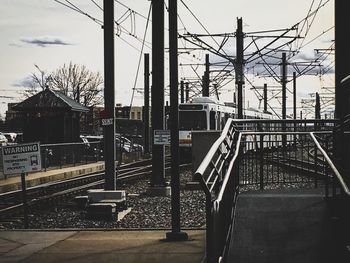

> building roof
[13,88,89,112]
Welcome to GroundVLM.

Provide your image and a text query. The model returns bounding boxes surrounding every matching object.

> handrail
[242,131,332,135]
[310,132,350,196]
[194,118,239,263]
[231,119,338,124]
[216,132,242,201]
[194,119,345,263]
[195,118,235,178]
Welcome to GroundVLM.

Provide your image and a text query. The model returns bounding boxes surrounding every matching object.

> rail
[194,119,240,263]
[1,140,144,179]
[194,118,348,263]
[310,132,350,196]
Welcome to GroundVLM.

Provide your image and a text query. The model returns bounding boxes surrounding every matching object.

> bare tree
[24,62,103,106]
[21,64,51,98]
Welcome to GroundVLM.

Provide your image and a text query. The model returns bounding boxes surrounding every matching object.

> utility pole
[281,52,287,146]
[263,83,267,112]
[167,0,188,241]
[185,82,189,102]
[144,53,150,154]
[335,0,350,184]
[103,0,116,190]
[150,0,166,190]
[293,72,296,119]
[315,92,321,119]
[214,83,219,100]
[180,80,184,103]
[293,72,297,135]
[235,18,244,119]
[202,54,210,97]
[202,75,206,97]
[335,0,350,119]
[281,53,287,120]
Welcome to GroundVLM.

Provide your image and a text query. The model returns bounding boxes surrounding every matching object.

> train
[178,97,276,148]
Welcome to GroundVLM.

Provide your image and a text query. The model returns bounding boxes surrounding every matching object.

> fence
[194,118,350,263]
[0,140,144,179]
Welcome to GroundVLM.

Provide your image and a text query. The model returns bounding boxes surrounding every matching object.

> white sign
[101,118,113,126]
[154,130,170,145]
[2,142,42,175]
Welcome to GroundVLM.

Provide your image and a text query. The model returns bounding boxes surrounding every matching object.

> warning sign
[154,130,170,145]
[2,142,42,175]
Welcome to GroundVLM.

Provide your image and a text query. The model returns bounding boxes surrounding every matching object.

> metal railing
[1,141,144,179]
[232,119,337,132]
[194,118,350,263]
[40,141,103,171]
[310,132,350,198]
[194,119,241,263]
[239,131,333,190]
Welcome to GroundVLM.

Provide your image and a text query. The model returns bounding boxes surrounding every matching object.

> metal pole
[282,53,287,120]
[180,80,184,103]
[293,72,297,140]
[263,83,267,112]
[335,0,350,119]
[214,83,219,100]
[315,92,321,131]
[281,52,287,146]
[144,53,150,154]
[151,0,165,186]
[166,0,188,241]
[185,82,189,102]
[293,72,297,119]
[259,136,264,190]
[103,0,116,190]
[235,18,244,119]
[21,172,28,229]
[315,92,321,119]
[201,75,206,97]
[203,54,210,97]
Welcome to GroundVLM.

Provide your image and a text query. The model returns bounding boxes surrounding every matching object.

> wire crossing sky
[0,0,334,118]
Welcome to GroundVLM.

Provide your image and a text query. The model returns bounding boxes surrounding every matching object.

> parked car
[116,135,143,153]
[0,132,8,145]
[81,135,103,159]
[3,132,17,143]
[83,134,143,156]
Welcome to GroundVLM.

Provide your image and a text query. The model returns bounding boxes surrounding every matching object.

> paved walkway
[0,230,205,263]
[228,188,350,263]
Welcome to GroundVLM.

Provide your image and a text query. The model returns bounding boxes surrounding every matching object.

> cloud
[19,36,73,47]
[12,76,34,88]
[9,42,23,47]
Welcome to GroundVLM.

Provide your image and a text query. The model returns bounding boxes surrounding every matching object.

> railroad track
[0,157,180,219]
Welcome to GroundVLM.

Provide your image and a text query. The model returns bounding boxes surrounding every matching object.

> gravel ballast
[1,165,207,230]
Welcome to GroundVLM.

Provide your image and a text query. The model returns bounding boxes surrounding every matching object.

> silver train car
[179,97,276,148]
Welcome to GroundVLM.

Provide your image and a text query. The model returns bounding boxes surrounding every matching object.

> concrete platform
[0,162,105,193]
[0,230,205,263]
[228,188,350,263]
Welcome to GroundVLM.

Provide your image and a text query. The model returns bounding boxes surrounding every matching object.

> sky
[0,0,334,119]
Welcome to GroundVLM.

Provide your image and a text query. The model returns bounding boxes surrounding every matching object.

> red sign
[99,109,109,119]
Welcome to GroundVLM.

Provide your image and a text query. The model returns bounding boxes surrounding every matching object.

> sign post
[2,142,42,228]
[2,142,42,175]
[20,172,28,228]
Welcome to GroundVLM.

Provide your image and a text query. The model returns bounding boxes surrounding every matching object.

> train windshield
[179,111,207,130]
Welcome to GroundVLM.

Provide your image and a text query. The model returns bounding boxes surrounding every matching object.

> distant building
[13,88,88,143]
[5,98,149,144]
[4,103,24,132]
